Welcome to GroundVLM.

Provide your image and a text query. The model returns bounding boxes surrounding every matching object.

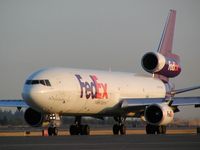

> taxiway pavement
[0,134,199,150]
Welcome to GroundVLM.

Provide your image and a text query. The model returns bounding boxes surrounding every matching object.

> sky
[0,0,199,119]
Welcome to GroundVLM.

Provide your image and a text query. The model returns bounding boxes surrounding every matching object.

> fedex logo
[167,111,173,118]
[75,74,108,99]
[168,61,179,72]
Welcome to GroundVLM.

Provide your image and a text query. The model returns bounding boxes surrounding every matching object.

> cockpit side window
[25,79,51,87]
[25,80,32,84]
[45,80,51,86]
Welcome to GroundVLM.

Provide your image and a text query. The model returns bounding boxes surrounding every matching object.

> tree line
[0,109,26,126]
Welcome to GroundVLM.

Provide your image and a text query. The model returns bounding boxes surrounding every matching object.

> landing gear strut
[69,116,90,135]
[48,124,58,136]
[112,116,126,135]
[46,114,61,136]
[146,124,166,134]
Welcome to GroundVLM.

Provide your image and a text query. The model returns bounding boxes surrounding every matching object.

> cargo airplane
[0,10,200,135]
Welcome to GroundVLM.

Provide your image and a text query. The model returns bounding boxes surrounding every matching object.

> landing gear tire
[81,125,90,135]
[120,124,126,135]
[70,116,90,136]
[113,124,120,135]
[69,125,79,135]
[146,124,155,134]
[112,124,126,135]
[69,124,90,135]
[146,124,166,134]
[157,125,166,134]
[48,127,58,136]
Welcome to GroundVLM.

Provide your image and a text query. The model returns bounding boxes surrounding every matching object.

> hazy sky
[0,0,199,119]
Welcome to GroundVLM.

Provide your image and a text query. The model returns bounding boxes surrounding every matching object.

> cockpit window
[26,80,32,84]
[45,80,51,86]
[25,79,51,86]
[32,80,39,84]
[40,80,46,86]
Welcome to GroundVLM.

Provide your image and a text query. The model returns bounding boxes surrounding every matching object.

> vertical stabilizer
[157,10,179,61]
[141,10,181,83]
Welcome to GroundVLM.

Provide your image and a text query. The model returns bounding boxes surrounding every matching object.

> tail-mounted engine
[141,52,181,78]
[144,103,174,125]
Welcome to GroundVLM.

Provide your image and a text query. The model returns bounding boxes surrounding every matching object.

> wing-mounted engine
[144,103,174,125]
[141,52,181,78]
[24,107,44,127]
[24,107,61,127]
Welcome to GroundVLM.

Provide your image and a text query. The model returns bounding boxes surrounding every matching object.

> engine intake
[24,108,44,127]
[142,52,159,71]
[144,103,174,125]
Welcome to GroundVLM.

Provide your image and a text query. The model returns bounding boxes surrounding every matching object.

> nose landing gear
[48,124,58,136]
[46,114,61,136]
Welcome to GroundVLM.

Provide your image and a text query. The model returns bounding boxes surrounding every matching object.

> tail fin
[157,9,180,62]
[141,10,181,83]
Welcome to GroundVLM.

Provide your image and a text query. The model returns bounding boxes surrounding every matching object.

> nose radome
[22,85,48,111]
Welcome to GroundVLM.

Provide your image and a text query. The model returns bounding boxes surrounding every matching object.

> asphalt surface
[0,134,199,150]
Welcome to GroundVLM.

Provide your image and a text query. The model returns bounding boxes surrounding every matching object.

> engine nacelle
[141,52,181,78]
[24,107,44,127]
[144,103,174,125]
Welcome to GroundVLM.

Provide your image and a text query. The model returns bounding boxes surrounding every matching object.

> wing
[122,97,200,107]
[121,97,200,116]
[171,97,200,107]
[121,98,164,108]
[0,100,28,108]
[121,85,200,113]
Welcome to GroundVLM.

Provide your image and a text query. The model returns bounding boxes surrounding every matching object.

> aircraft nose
[22,85,47,111]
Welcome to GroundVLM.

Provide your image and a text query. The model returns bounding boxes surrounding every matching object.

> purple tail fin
[157,10,180,62]
[141,10,181,82]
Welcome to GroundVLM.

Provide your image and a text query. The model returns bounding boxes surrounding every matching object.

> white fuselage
[22,68,167,116]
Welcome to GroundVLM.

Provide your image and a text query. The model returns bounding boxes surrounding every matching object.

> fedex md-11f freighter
[1,10,200,135]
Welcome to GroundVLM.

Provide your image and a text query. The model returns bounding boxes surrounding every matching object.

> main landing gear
[146,124,166,134]
[112,116,126,135]
[69,116,90,135]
